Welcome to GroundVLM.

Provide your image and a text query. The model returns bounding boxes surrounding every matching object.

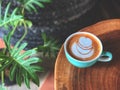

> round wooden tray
[54,19,120,90]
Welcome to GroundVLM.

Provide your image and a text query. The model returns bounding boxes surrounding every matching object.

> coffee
[66,32,101,61]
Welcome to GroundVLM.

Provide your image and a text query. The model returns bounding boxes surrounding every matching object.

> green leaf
[18,0,51,12]
[11,8,18,17]
[21,57,40,65]
[11,41,21,56]
[30,66,44,72]
[24,20,32,28]
[0,40,43,88]
[4,29,16,52]
[16,50,36,60]
[0,3,23,27]
[37,33,60,57]
[12,43,27,57]
[41,32,47,43]
[0,60,13,72]
[3,3,11,23]
[32,1,45,8]
[39,0,51,3]
[7,42,43,88]
[0,1,47,88]
[30,72,40,86]
[28,3,37,12]
[9,63,17,81]
[16,68,23,86]
[24,72,30,89]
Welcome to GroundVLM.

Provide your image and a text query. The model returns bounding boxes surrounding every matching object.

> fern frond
[37,32,60,57]
[18,0,51,12]
[0,3,23,28]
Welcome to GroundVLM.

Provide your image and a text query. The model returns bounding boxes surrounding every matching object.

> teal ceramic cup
[64,32,112,68]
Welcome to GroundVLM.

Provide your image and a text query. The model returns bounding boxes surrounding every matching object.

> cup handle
[98,51,112,62]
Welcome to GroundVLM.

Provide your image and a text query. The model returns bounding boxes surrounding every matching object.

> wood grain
[54,19,120,90]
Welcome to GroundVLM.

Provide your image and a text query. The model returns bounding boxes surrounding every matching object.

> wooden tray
[54,19,120,90]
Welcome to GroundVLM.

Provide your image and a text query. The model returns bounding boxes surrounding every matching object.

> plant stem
[22,8,25,16]
[1,71,4,85]
[17,6,27,43]
[18,21,27,43]
[11,23,18,37]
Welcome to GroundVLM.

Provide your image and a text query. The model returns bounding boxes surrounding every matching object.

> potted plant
[0,0,60,90]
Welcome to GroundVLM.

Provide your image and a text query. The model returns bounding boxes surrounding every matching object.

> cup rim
[64,31,103,62]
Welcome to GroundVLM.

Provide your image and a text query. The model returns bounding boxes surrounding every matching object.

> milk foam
[79,37,92,49]
[71,36,94,59]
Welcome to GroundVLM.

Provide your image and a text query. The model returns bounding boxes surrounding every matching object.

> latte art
[67,33,101,61]
[71,36,94,59]
[78,37,92,49]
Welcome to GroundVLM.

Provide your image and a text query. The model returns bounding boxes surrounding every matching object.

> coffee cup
[64,32,112,68]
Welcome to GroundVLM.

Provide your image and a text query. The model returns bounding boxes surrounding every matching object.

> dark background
[0,0,120,49]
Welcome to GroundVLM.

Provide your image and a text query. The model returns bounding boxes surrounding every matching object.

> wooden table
[54,19,120,90]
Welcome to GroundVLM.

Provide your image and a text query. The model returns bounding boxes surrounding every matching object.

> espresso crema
[67,33,101,61]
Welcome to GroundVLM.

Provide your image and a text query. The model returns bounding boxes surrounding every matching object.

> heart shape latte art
[71,36,94,59]
[78,37,92,49]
